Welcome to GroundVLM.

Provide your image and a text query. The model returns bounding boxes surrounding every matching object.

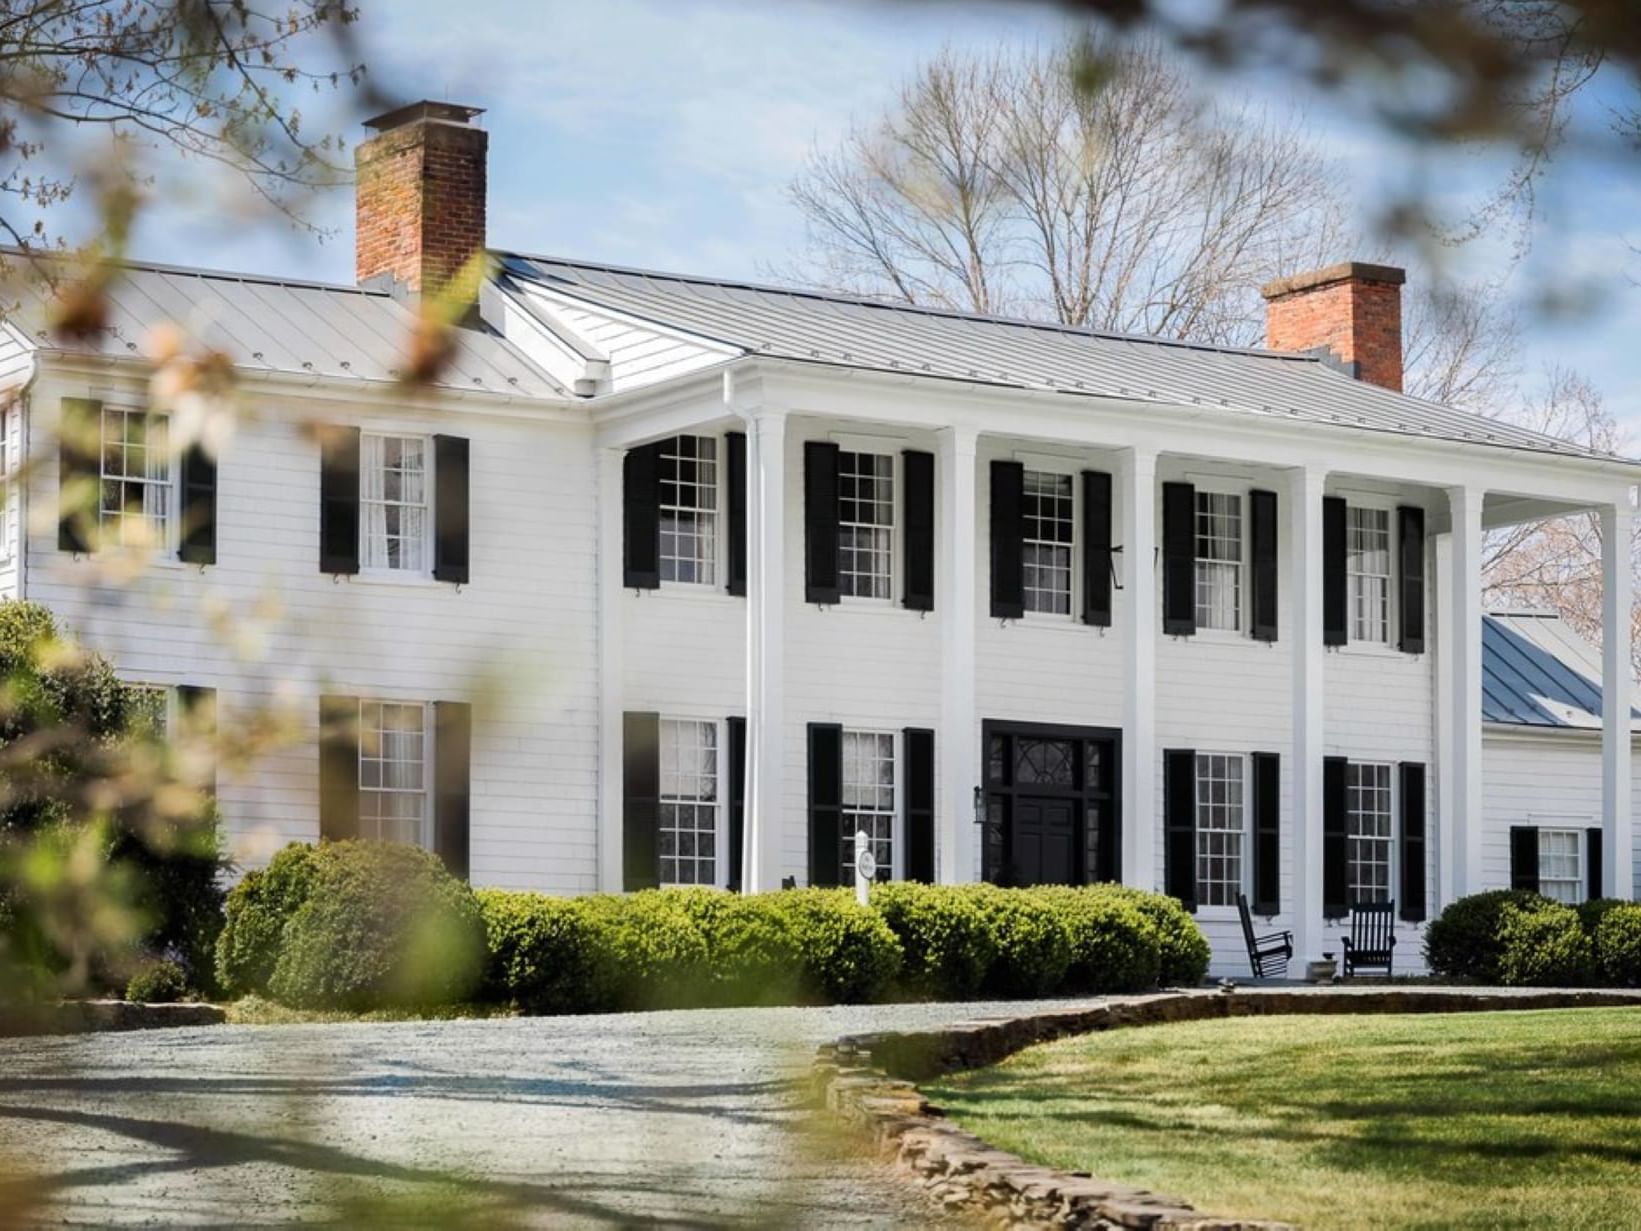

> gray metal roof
[504,254,1626,462]
[1483,611,1638,729]
[7,259,569,400]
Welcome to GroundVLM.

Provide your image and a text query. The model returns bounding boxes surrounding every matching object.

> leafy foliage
[872,880,999,1000]
[1594,904,1641,987]
[214,842,321,997]
[1496,901,1594,987]
[1032,886,1161,994]
[1088,883,1211,986]
[1423,889,1548,982]
[125,957,187,1003]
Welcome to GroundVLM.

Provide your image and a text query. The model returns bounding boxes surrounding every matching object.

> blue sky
[113,0,1641,422]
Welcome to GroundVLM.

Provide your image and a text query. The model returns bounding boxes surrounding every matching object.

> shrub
[215,843,321,997]
[477,889,616,1014]
[581,890,712,1010]
[126,958,188,1003]
[266,842,486,1011]
[872,882,998,1000]
[969,885,1073,997]
[1423,889,1547,982]
[765,889,902,1004]
[1496,901,1593,987]
[1033,887,1161,994]
[1091,885,1211,986]
[1594,904,1641,987]
[1577,897,1626,940]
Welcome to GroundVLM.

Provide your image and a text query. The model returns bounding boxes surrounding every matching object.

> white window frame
[360,431,434,576]
[658,434,720,589]
[97,405,177,553]
[1021,466,1076,619]
[1194,751,1249,910]
[841,728,899,883]
[1346,500,1394,646]
[657,716,726,888]
[836,449,895,603]
[1345,760,1395,905]
[1192,484,1245,634]
[1535,823,1587,905]
[357,698,433,848]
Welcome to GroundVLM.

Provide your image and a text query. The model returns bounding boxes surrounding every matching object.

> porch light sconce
[972,786,988,826]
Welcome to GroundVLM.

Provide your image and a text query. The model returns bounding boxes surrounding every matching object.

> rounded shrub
[581,890,712,1010]
[1033,886,1161,994]
[477,889,616,1014]
[125,958,188,1004]
[1423,889,1546,982]
[1577,897,1626,940]
[1496,901,1593,987]
[266,842,486,1011]
[1090,885,1210,987]
[214,843,321,997]
[767,889,902,1004]
[871,882,998,1000]
[968,885,1073,998]
[1594,903,1641,987]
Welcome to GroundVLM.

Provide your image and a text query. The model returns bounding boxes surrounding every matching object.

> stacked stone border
[813,987,1641,1229]
[0,1000,225,1038]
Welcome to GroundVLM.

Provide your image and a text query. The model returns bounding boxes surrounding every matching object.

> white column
[744,407,787,893]
[938,425,979,883]
[1120,447,1157,889]
[1602,499,1634,898]
[1448,485,1485,896]
[1289,466,1325,961]
[1433,533,1455,910]
[595,447,625,891]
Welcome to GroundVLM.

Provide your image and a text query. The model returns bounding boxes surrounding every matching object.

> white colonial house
[0,101,1635,975]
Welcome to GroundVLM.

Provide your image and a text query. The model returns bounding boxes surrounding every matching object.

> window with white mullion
[1194,491,1243,632]
[1345,762,1393,904]
[361,433,429,572]
[99,408,174,549]
[659,436,718,585]
[1022,469,1074,616]
[358,700,429,846]
[1538,828,1584,904]
[1194,753,1246,907]
[1347,506,1392,643]
[838,451,894,600]
[840,730,895,881]
[659,718,719,886]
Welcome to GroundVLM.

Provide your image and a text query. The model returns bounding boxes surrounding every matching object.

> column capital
[938,423,981,455]
[1119,444,1158,474]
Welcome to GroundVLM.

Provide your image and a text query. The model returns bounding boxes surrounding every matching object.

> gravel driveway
[0,999,1105,1227]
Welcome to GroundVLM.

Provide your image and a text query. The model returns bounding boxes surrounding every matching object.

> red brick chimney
[355,101,487,296]
[1259,261,1406,392]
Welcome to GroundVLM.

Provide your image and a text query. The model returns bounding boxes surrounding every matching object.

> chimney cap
[363,100,485,132]
[1260,261,1405,301]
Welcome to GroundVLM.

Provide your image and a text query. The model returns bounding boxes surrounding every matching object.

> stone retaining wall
[0,999,225,1037]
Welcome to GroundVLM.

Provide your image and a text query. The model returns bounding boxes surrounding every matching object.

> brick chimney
[1259,261,1406,392]
[355,101,487,296]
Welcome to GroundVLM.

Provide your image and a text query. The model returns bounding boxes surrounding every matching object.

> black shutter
[990,460,1025,619]
[808,723,843,886]
[1082,470,1113,627]
[1249,488,1278,643]
[58,397,101,553]
[726,716,746,891]
[432,435,470,584]
[1323,756,1348,918]
[622,443,661,590]
[434,701,472,881]
[1161,482,1196,636]
[804,441,840,605]
[902,450,935,612]
[726,431,747,597]
[1163,749,1197,910]
[319,426,361,575]
[1586,827,1604,902]
[623,711,660,890]
[904,727,935,882]
[1397,505,1426,654]
[1252,751,1280,915]
[1399,762,1427,922]
[318,695,359,841]
[1323,496,1348,647]
[1510,825,1539,892]
[177,685,217,797]
[178,444,217,565]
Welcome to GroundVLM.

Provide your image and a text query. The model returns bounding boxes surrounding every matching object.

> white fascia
[479,280,611,396]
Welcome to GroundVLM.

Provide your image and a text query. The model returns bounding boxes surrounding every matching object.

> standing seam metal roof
[1482,612,1639,730]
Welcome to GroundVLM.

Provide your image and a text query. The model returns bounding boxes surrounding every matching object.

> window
[1346,762,1393,904]
[659,435,717,585]
[1195,753,1246,907]
[1195,491,1243,632]
[840,730,895,881]
[358,700,429,845]
[1538,828,1585,905]
[838,451,893,599]
[659,719,719,886]
[99,408,173,548]
[1022,470,1074,615]
[1347,506,1392,643]
[361,434,429,572]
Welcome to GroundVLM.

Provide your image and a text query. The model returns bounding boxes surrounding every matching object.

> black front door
[1013,796,1078,885]
[982,720,1121,887]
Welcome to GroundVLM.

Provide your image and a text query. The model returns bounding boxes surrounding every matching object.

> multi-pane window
[1347,506,1392,644]
[99,409,173,548]
[358,700,428,845]
[659,719,718,886]
[1538,828,1585,905]
[1194,491,1243,632]
[1345,762,1393,904]
[838,452,894,599]
[659,436,717,585]
[1195,753,1246,907]
[840,730,895,882]
[361,434,429,572]
[1022,470,1074,615]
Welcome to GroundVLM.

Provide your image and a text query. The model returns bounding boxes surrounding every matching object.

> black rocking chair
[1340,901,1397,978]
[1236,893,1293,979]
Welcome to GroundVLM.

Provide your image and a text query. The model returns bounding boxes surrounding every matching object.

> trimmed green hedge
[1595,904,1641,986]
[1426,890,1641,987]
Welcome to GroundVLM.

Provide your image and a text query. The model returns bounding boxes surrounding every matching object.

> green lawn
[928,1008,1641,1230]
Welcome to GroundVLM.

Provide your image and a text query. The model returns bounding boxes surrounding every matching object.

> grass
[223,995,515,1025]
[928,1008,1641,1230]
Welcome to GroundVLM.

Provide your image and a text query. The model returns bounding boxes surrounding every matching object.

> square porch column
[1447,484,1485,895]
[938,425,979,882]
[1602,499,1634,898]
[744,408,787,893]
[1289,466,1325,961]
[1120,447,1158,888]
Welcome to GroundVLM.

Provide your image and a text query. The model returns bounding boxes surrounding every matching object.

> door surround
[980,720,1122,886]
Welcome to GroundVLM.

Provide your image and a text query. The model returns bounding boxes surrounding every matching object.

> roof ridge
[0,246,389,297]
